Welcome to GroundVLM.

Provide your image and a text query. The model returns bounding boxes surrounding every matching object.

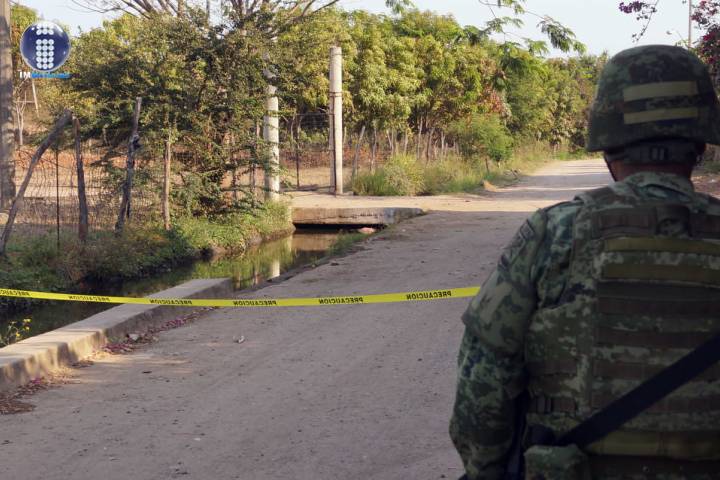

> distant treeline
[11,3,604,213]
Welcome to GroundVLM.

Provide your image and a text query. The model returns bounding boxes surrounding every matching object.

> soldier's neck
[607,162,694,182]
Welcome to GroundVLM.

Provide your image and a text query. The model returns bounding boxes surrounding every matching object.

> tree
[75,0,346,34]
[10,4,38,147]
[619,1,720,84]
[48,11,268,215]
[449,113,513,170]
[274,7,353,116]
[0,0,14,208]
[475,0,586,54]
[346,10,419,159]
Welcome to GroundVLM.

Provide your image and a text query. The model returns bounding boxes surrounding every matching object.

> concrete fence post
[330,46,343,195]
[263,83,280,201]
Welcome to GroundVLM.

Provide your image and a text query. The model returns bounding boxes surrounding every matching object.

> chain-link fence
[257,112,392,193]
[0,110,404,246]
[2,140,163,241]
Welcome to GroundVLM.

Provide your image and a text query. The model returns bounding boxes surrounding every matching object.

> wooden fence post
[74,116,88,242]
[352,125,365,181]
[0,109,72,256]
[54,145,60,250]
[115,97,142,234]
[162,130,172,231]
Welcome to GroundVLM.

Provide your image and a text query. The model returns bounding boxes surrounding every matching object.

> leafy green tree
[345,11,419,160]
[46,12,267,215]
[10,4,38,146]
[449,113,513,170]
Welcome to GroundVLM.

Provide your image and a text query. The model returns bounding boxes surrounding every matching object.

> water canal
[3,229,348,340]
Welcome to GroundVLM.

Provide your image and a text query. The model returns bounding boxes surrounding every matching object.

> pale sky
[14,0,702,57]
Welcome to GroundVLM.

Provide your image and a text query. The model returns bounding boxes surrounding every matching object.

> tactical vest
[524,182,720,475]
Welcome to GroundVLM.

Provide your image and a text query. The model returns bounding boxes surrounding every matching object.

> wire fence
[225,112,393,193]
[2,142,163,241]
[0,111,402,245]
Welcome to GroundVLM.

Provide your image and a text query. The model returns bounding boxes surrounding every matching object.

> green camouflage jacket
[449,171,707,480]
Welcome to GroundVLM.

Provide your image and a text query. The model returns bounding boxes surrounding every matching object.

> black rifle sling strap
[557,330,720,448]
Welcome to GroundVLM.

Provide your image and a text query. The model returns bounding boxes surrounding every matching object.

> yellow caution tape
[0,286,481,308]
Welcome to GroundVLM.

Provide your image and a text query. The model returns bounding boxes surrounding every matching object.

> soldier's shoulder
[694,190,720,213]
[540,198,584,225]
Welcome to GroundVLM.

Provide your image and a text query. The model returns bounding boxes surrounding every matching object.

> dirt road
[0,159,610,480]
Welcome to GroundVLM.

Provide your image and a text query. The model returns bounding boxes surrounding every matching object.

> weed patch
[352,143,591,196]
[327,231,370,256]
[0,203,293,316]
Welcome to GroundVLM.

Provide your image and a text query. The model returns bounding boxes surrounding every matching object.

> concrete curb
[292,207,425,226]
[0,278,232,393]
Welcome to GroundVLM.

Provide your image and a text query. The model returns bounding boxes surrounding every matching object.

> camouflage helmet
[586,44,720,153]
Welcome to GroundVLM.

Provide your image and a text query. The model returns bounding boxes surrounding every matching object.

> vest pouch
[524,444,591,480]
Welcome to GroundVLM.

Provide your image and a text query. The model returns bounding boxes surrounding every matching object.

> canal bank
[0,202,295,323]
[2,230,343,340]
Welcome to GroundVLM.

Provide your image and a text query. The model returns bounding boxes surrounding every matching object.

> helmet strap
[603,140,702,166]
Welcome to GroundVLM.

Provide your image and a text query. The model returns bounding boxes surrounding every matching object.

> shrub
[173,201,293,255]
[0,202,293,315]
[352,170,390,196]
[352,155,424,196]
[449,114,514,166]
[422,156,486,194]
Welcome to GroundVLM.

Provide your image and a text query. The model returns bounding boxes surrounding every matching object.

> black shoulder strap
[556,329,720,448]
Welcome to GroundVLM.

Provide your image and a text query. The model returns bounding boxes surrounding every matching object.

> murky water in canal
[3,229,342,338]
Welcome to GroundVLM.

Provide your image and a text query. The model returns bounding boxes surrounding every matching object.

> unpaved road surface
[0,160,610,480]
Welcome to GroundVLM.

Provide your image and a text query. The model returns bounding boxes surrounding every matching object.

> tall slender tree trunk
[294,116,301,190]
[115,97,142,234]
[371,125,377,172]
[229,132,238,202]
[426,127,435,164]
[14,100,23,147]
[74,117,89,242]
[402,130,409,155]
[0,0,15,209]
[416,120,423,161]
[30,78,38,114]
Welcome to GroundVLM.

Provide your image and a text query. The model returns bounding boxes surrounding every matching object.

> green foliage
[353,142,584,197]
[449,114,513,164]
[172,202,293,255]
[0,319,32,347]
[353,154,485,196]
[80,227,196,283]
[352,155,424,196]
[351,169,391,196]
[25,4,598,217]
[44,12,267,216]
[10,4,37,73]
[0,203,292,315]
[422,156,488,194]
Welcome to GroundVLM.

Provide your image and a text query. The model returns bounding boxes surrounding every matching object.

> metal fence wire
[0,111,400,243]
[274,112,391,192]
[2,142,163,240]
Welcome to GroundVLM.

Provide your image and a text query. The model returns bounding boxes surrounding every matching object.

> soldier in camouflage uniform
[450,44,720,480]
